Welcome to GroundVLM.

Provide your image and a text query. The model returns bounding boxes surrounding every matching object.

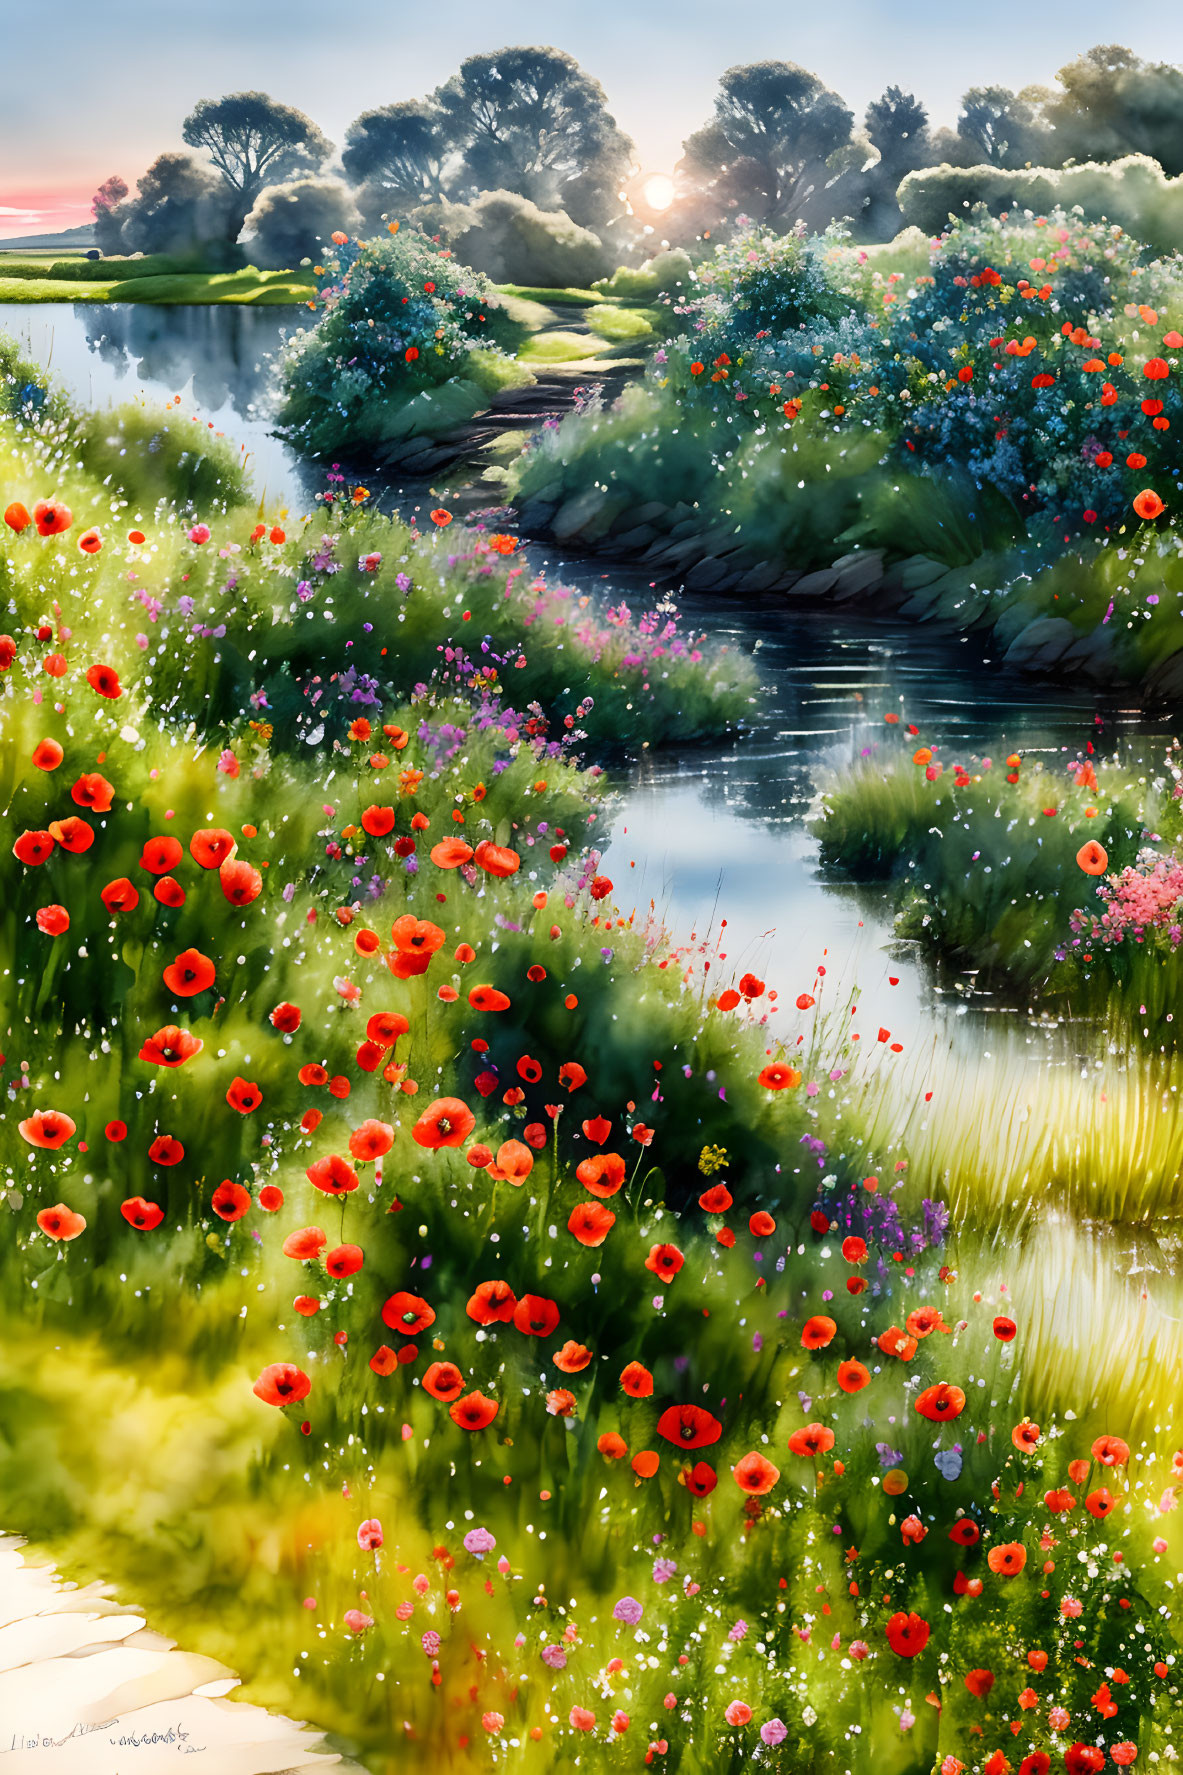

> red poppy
[348,1119,395,1161]
[684,1461,717,1496]
[598,1432,628,1459]
[190,828,236,869]
[141,836,183,874]
[577,1153,626,1197]
[1018,1755,1051,1775]
[468,984,511,1012]
[964,1669,994,1698]
[148,1135,184,1166]
[69,772,114,812]
[488,1139,533,1184]
[326,1244,364,1278]
[34,499,72,536]
[4,501,30,531]
[1044,1488,1077,1514]
[915,1382,965,1421]
[949,1518,981,1546]
[644,1243,684,1283]
[139,1025,202,1067]
[986,1542,1026,1575]
[282,1226,327,1260]
[558,1062,587,1092]
[801,1315,837,1350]
[884,1611,930,1657]
[120,1197,164,1231]
[381,1292,436,1335]
[841,1236,868,1263]
[513,1293,560,1337]
[48,816,93,853]
[366,1011,409,1046]
[271,1002,302,1033]
[993,1315,1017,1341]
[369,1346,398,1376]
[1133,489,1166,521]
[306,1154,360,1195]
[361,804,396,838]
[226,1077,262,1114]
[749,1210,776,1236]
[656,1404,722,1449]
[412,1097,475,1149]
[698,1183,733,1212]
[787,1422,836,1458]
[837,1360,870,1393]
[14,830,55,866]
[568,1201,615,1245]
[32,739,64,771]
[85,663,121,699]
[1064,1749,1106,1775]
[473,839,520,878]
[19,1109,77,1149]
[467,1142,493,1168]
[212,1180,252,1221]
[388,914,446,978]
[253,1363,311,1407]
[259,1185,284,1211]
[423,1361,465,1400]
[733,1452,780,1495]
[554,1340,593,1373]
[162,948,215,996]
[877,1325,918,1361]
[758,1063,801,1090]
[1092,1434,1130,1466]
[620,1361,653,1397]
[220,859,262,907]
[105,1121,127,1142]
[449,1392,499,1430]
[35,904,69,935]
[467,1280,517,1324]
[36,1204,86,1241]
[582,1114,611,1144]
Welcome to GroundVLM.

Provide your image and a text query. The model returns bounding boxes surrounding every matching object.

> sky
[4,0,1183,238]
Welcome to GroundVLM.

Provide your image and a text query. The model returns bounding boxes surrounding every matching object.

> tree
[182,92,332,241]
[342,99,454,219]
[245,177,360,269]
[677,61,857,233]
[956,85,1054,168]
[861,87,931,238]
[434,47,634,225]
[1048,45,1183,176]
[91,174,128,255]
[100,153,237,260]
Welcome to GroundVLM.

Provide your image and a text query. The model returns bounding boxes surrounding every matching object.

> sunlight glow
[641,173,675,211]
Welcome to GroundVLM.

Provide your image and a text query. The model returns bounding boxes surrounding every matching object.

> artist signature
[4,1718,205,1754]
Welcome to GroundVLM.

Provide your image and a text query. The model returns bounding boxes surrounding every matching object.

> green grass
[584,302,660,343]
[0,259,317,305]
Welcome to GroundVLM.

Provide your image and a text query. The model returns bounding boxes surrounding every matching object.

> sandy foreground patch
[0,1536,361,1774]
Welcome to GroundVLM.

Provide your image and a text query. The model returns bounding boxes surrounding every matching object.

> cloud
[0,206,44,218]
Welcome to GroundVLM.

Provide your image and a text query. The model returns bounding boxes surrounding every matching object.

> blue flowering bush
[277,229,532,458]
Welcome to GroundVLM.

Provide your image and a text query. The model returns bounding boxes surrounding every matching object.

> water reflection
[1,302,1170,1058]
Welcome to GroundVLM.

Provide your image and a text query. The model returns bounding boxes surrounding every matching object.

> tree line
[91,43,1183,268]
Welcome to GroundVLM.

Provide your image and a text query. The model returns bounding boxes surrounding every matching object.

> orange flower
[598,1432,628,1459]
[1077,840,1108,875]
[758,1062,801,1090]
[801,1315,837,1350]
[1133,489,1166,521]
[348,1119,395,1161]
[568,1200,616,1246]
[190,827,236,869]
[35,1203,87,1241]
[576,1153,626,1197]
[837,1360,870,1393]
[487,1139,533,1183]
[733,1451,780,1494]
[619,1361,653,1397]
[423,1361,465,1400]
[389,915,446,978]
[467,1280,518,1324]
[787,1422,836,1458]
[19,1109,77,1149]
[305,1154,360,1195]
[554,1340,593,1373]
[1092,1434,1130,1467]
[987,1542,1027,1576]
[473,839,520,877]
[513,1294,560,1337]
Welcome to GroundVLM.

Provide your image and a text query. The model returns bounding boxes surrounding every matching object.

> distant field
[0,253,318,305]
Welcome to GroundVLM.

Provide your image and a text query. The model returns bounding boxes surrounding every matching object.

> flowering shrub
[277,228,531,457]
[1069,850,1183,950]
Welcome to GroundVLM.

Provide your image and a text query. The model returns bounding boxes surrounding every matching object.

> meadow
[2,234,1182,1775]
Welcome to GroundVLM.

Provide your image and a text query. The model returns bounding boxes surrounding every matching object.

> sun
[641,173,675,212]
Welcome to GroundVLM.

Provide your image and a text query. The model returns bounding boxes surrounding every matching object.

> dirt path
[0,1537,361,1775]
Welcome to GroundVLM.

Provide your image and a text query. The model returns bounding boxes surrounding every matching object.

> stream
[3,300,1172,1061]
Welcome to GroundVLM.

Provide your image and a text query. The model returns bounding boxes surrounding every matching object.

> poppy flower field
[3,233,1183,1775]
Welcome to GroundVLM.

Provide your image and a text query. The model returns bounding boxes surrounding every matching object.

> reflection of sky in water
[2,303,1172,1058]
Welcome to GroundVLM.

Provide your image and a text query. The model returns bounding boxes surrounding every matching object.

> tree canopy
[678,62,858,231]
[342,100,453,212]
[182,92,332,236]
